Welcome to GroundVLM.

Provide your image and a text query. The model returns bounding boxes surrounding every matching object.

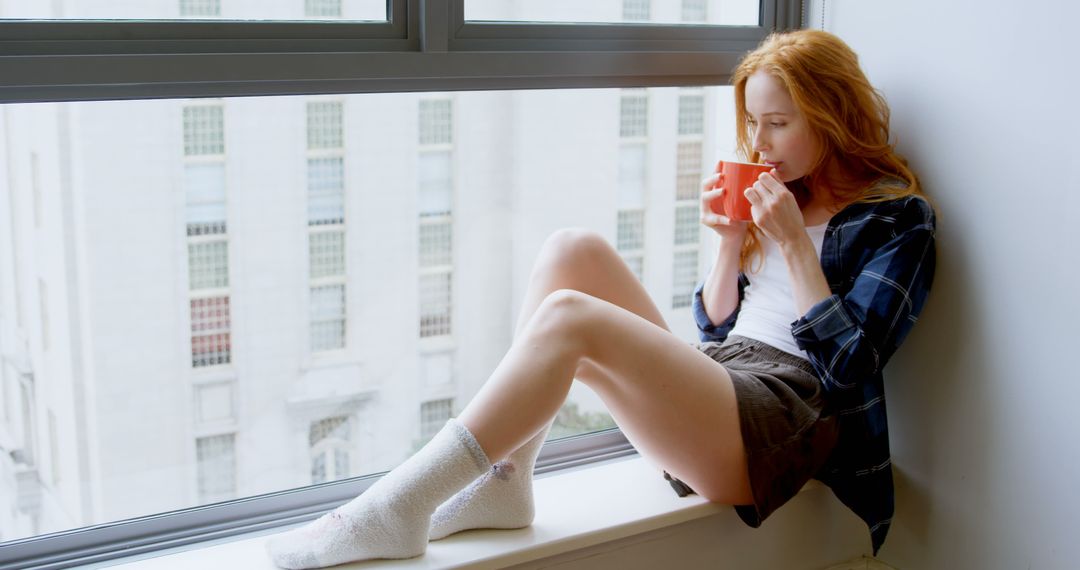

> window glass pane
[672,250,699,308]
[188,240,230,289]
[184,163,227,235]
[419,100,453,146]
[618,145,647,208]
[0,0,386,21]
[617,209,646,251]
[196,434,236,504]
[420,399,453,441]
[419,272,452,337]
[676,141,704,201]
[419,152,453,216]
[419,219,453,267]
[309,230,345,278]
[307,157,345,225]
[184,106,224,156]
[307,101,344,150]
[674,205,700,245]
[0,85,738,543]
[465,0,760,26]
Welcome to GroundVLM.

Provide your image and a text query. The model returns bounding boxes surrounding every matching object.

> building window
[307,101,347,353]
[187,240,229,290]
[419,273,452,338]
[419,100,453,145]
[179,0,220,18]
[674,205,700,246]
[306,101,344,150]
[681,0,707,22]
[309,416,351,484]
[675,141,704,201]
[184,163,227,236]
[307,158,345,226]
[672,250,699,309]
[419,219,453,267]
[677,93,705,137]
[617,89,648,282]
[183,106,224,156]
[309,230,345,279]
[623,0,650,21]
[305,0,342,18]
[190,296,231,367]
[183,103,231,369]
[619,89,648,138]
[418,97,454,338]
[420,399,454,441]
[196,434,235,504]
[310,285,346,352]
[673,89,705,309]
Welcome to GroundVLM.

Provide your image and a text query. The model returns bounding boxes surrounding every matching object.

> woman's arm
[743,171,834,315]
[701,236,745,325]
[792,198,937,392]
[694,174,750,341]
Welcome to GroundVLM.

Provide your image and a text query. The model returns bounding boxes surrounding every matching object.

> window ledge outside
[91,455,823,570]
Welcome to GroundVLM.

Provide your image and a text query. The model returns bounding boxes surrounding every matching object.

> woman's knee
[526,289,597,344]
[538,228,613,270]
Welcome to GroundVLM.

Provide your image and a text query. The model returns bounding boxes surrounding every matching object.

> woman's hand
[743,170,807,248]
[700,173,749,242]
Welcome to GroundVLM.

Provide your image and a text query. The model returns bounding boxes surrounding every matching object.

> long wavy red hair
[731,29,924,272]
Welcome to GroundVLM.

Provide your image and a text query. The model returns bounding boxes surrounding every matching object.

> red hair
[732,30,923,272]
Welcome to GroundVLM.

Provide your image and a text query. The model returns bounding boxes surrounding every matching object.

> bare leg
[457,230,751,504]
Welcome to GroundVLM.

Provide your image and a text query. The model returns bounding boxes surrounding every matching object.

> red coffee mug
[710,160,773,221]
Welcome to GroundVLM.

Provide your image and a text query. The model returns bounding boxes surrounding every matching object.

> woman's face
[743,70,819,183]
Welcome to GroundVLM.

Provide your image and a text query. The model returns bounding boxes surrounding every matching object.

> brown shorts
[665,335,838,529]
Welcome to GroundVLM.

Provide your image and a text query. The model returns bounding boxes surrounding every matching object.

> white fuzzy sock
[428,423,550,540]
[266,419,490,569]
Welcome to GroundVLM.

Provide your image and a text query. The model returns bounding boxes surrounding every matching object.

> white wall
[816,1,1080,567]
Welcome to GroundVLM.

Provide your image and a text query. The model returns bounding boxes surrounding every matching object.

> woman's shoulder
[837,177,936,230]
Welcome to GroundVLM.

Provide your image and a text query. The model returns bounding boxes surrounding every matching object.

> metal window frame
[0,1,802,568]
[0,0,801,103]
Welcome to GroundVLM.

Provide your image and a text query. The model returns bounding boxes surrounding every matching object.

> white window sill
[95,455,822,570]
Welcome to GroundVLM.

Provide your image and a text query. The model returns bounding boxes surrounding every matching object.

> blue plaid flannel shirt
[692,186,937,554]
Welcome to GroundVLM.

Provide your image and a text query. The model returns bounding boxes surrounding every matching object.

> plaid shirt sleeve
[692,273,751,343]
[791,197,937,394]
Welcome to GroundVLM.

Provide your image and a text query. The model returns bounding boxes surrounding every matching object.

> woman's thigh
[517,229,670,336]
[556,292,752,505]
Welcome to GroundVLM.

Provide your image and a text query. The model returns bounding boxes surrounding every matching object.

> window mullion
[419,0,448,52]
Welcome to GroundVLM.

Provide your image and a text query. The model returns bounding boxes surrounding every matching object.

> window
[190,297,231,367]
[183,106,224,156]
[184,103,232,368]
[180,0,220,18]
[0,0,387,20]
[465,0,759,26]
[682,0,708,22]
[673,89,706,308]
[420,399,454,441]
[188,241,229,289]
[196,434,236,504]
[617,90,649,282]
[672,250,699,309]
[307,101,348,353]
[305,0,342,19]
[310,285,346,352]
[418,97,455,338]
[310,416,352,484]
[0,1,799,566]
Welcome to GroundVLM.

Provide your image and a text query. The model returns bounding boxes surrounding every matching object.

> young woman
[267,29,936,568]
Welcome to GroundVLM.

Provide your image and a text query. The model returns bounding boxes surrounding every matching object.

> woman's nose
[751,126,767,152]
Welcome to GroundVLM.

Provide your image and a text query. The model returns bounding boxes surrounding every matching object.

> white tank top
[727,222,829,360]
